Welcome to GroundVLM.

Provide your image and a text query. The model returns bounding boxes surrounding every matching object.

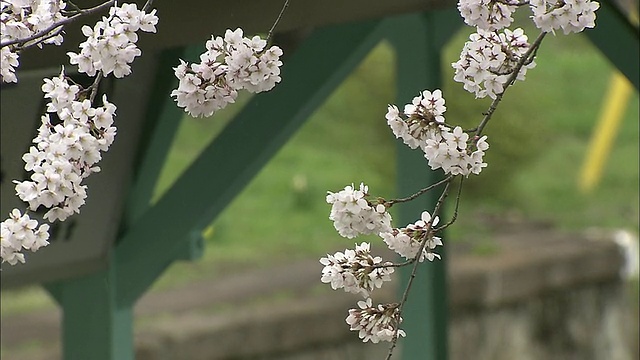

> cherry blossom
[0,0,67,83]
[171,28,283,118]
[380,211,443,262]
[386,90,489,176]
[346,298,406,343]
[326,183,392,239]
[452,28,535,99]
[530,0,600,34]
[67,3,158,78]
[0,209,50,265]
[457,0,521,31]
[320,242,394,296]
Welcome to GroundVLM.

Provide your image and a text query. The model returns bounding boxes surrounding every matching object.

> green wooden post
[47,262,134,360]
[42,49,172,360]
[385,10,461,360]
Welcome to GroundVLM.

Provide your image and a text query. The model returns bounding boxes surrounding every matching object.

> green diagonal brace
[385,9,461,360]
[115,19,389,305]
[123,45,211,228]
[584,0,639,90]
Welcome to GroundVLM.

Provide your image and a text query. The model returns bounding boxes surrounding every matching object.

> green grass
[2,26,638,310]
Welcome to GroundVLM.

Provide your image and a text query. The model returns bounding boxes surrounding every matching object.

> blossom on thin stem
[457,0,522,31]
[386,90,489,176]
[386,89,446,151]
[320,242,394,297]
[346,298,406,343]
[171,28,283,118]
[0,209,50,265]
[452,28,535,99]
[326,183,392,239]
[530,0,599,34]
[380,211,443,262]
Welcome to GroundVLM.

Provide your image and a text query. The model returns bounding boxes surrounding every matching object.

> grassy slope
[152,28,638,289]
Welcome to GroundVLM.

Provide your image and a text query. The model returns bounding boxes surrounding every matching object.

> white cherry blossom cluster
[386,89,446,150]
[1,69,117,264]
[424,126,489,176]
[326,183,392,239]
[346,298,406,343]
[2,2,158,265]
[13,70,117,222]
[452,28,535,99]
[530,0,600,34]
[386,90,490,176]
[323,184,406,341]
[320,242,394,297]
[67,3,158,78]
[380,211,443,262]
[171,28,283,118]
[0,209,50,265]
[457,0,599,34]
[457,0,520,31]
[0,0,67,83]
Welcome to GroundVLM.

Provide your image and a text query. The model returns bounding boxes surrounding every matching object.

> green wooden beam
[114,19,389,305]
[584,0,639,90]
[385,9,461,360]
[17,0,455,71]
[122,47,187,227]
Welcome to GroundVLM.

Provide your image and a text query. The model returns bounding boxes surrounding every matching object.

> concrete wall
[1,228,635,360]
[134,229,635,360]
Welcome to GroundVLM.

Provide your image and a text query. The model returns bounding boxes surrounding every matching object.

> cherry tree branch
[384,30,547,360]
[435,177,464,233]
[385,178,453,359]
[385,175,453,207]
[1,0,115,49]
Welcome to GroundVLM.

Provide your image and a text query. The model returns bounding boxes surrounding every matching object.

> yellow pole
[578,71,633,193]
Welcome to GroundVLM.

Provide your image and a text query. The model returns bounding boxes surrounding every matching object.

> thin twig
[22,27,64,49]
[1,0,115,49]
[474,31,547,137]
[267,0,291,43]
[386,175,453,206]
[385,178,453,360]
[372,258,415,270]
[65,1,83,13]
[496,0,529,6]
[88,71,103,103]
[142,0,155,13]
[434,177,464,233]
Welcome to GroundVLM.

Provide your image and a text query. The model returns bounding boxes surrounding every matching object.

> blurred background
[2,8,638,360]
